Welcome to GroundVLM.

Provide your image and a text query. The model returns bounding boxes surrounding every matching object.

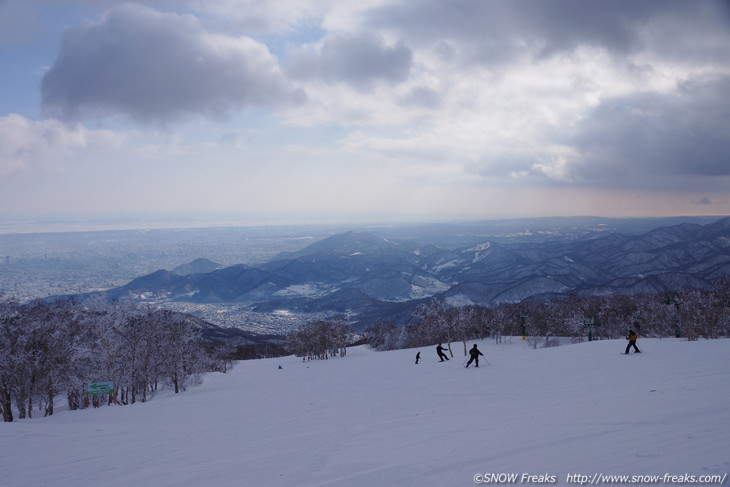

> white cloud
[0,114,122,176]
[189,0,336,34]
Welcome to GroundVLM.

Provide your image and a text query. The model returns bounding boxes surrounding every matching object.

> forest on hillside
[364,279,730,354]
[0,298,234,422]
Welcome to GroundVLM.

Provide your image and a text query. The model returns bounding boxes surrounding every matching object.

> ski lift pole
[520,315,526,340]
[584,317,595,342]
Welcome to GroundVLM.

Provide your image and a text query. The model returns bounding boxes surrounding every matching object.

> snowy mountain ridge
[59,217,730,326]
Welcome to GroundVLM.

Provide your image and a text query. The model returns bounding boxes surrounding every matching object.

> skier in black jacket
[436,343,449,361]
[465,344,484,368]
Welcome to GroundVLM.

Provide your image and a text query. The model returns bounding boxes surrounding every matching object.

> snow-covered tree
[0,298,228,421]
[410,299,453,354]
[286,318,353,358]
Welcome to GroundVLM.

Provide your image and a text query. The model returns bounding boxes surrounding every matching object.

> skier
[465,344,484,368]
[625,329,641,354]
[436,343,449,361]
[415,352,421,364]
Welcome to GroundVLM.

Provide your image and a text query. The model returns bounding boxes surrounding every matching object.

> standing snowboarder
[415,352,421,364]
[436,343,449,361]
[465,344,484,368]
[625,329,641,354]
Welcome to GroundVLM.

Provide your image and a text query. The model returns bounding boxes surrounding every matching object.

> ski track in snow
[2,338,729,487]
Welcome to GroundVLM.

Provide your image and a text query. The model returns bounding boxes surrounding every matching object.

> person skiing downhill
[436,343,449,361]
[465,344,484,368]
[625,329,641,354]
[415,352,421,364]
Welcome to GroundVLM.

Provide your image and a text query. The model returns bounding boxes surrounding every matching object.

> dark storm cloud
[462,75,730,192]
[564,76,730,188]
[366,0,729,63]
[41,3,303,123]
[286,33,412,91]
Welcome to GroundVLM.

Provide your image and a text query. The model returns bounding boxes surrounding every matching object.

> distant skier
[436,343,449,361]
[625,329,641,354]
[415,352,421,364]
[465,344,484,368]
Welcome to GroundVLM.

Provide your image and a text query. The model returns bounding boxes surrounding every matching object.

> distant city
[0,224,340,299]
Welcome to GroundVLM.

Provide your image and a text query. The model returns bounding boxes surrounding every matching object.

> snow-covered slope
[3,338,729,487]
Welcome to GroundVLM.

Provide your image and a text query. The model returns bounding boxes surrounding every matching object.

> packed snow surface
[2,338,729,487]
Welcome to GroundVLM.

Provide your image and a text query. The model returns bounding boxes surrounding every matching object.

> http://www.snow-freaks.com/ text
[473,472,728,485]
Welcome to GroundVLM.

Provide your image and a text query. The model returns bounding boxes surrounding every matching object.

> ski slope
[2,338,729,487]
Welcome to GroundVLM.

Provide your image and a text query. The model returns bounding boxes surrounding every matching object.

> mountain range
[68,216,730,327]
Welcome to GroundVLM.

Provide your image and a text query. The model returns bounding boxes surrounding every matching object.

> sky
[1,0,729,226]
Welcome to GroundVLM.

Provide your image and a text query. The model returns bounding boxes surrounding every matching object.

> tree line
[285,317,353,359]
[365,279,730,354]
[0,298,233,422]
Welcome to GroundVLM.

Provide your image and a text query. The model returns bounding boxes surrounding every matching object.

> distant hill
[172,258,222,276]
[64,216,730,327]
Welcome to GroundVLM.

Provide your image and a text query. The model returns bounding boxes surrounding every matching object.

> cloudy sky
[1,0,729,226]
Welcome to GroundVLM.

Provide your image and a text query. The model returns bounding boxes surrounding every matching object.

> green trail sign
[87,382,114,395]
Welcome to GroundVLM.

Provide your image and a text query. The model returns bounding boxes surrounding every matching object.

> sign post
[85,381,115,408]
[87,382,114,395]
